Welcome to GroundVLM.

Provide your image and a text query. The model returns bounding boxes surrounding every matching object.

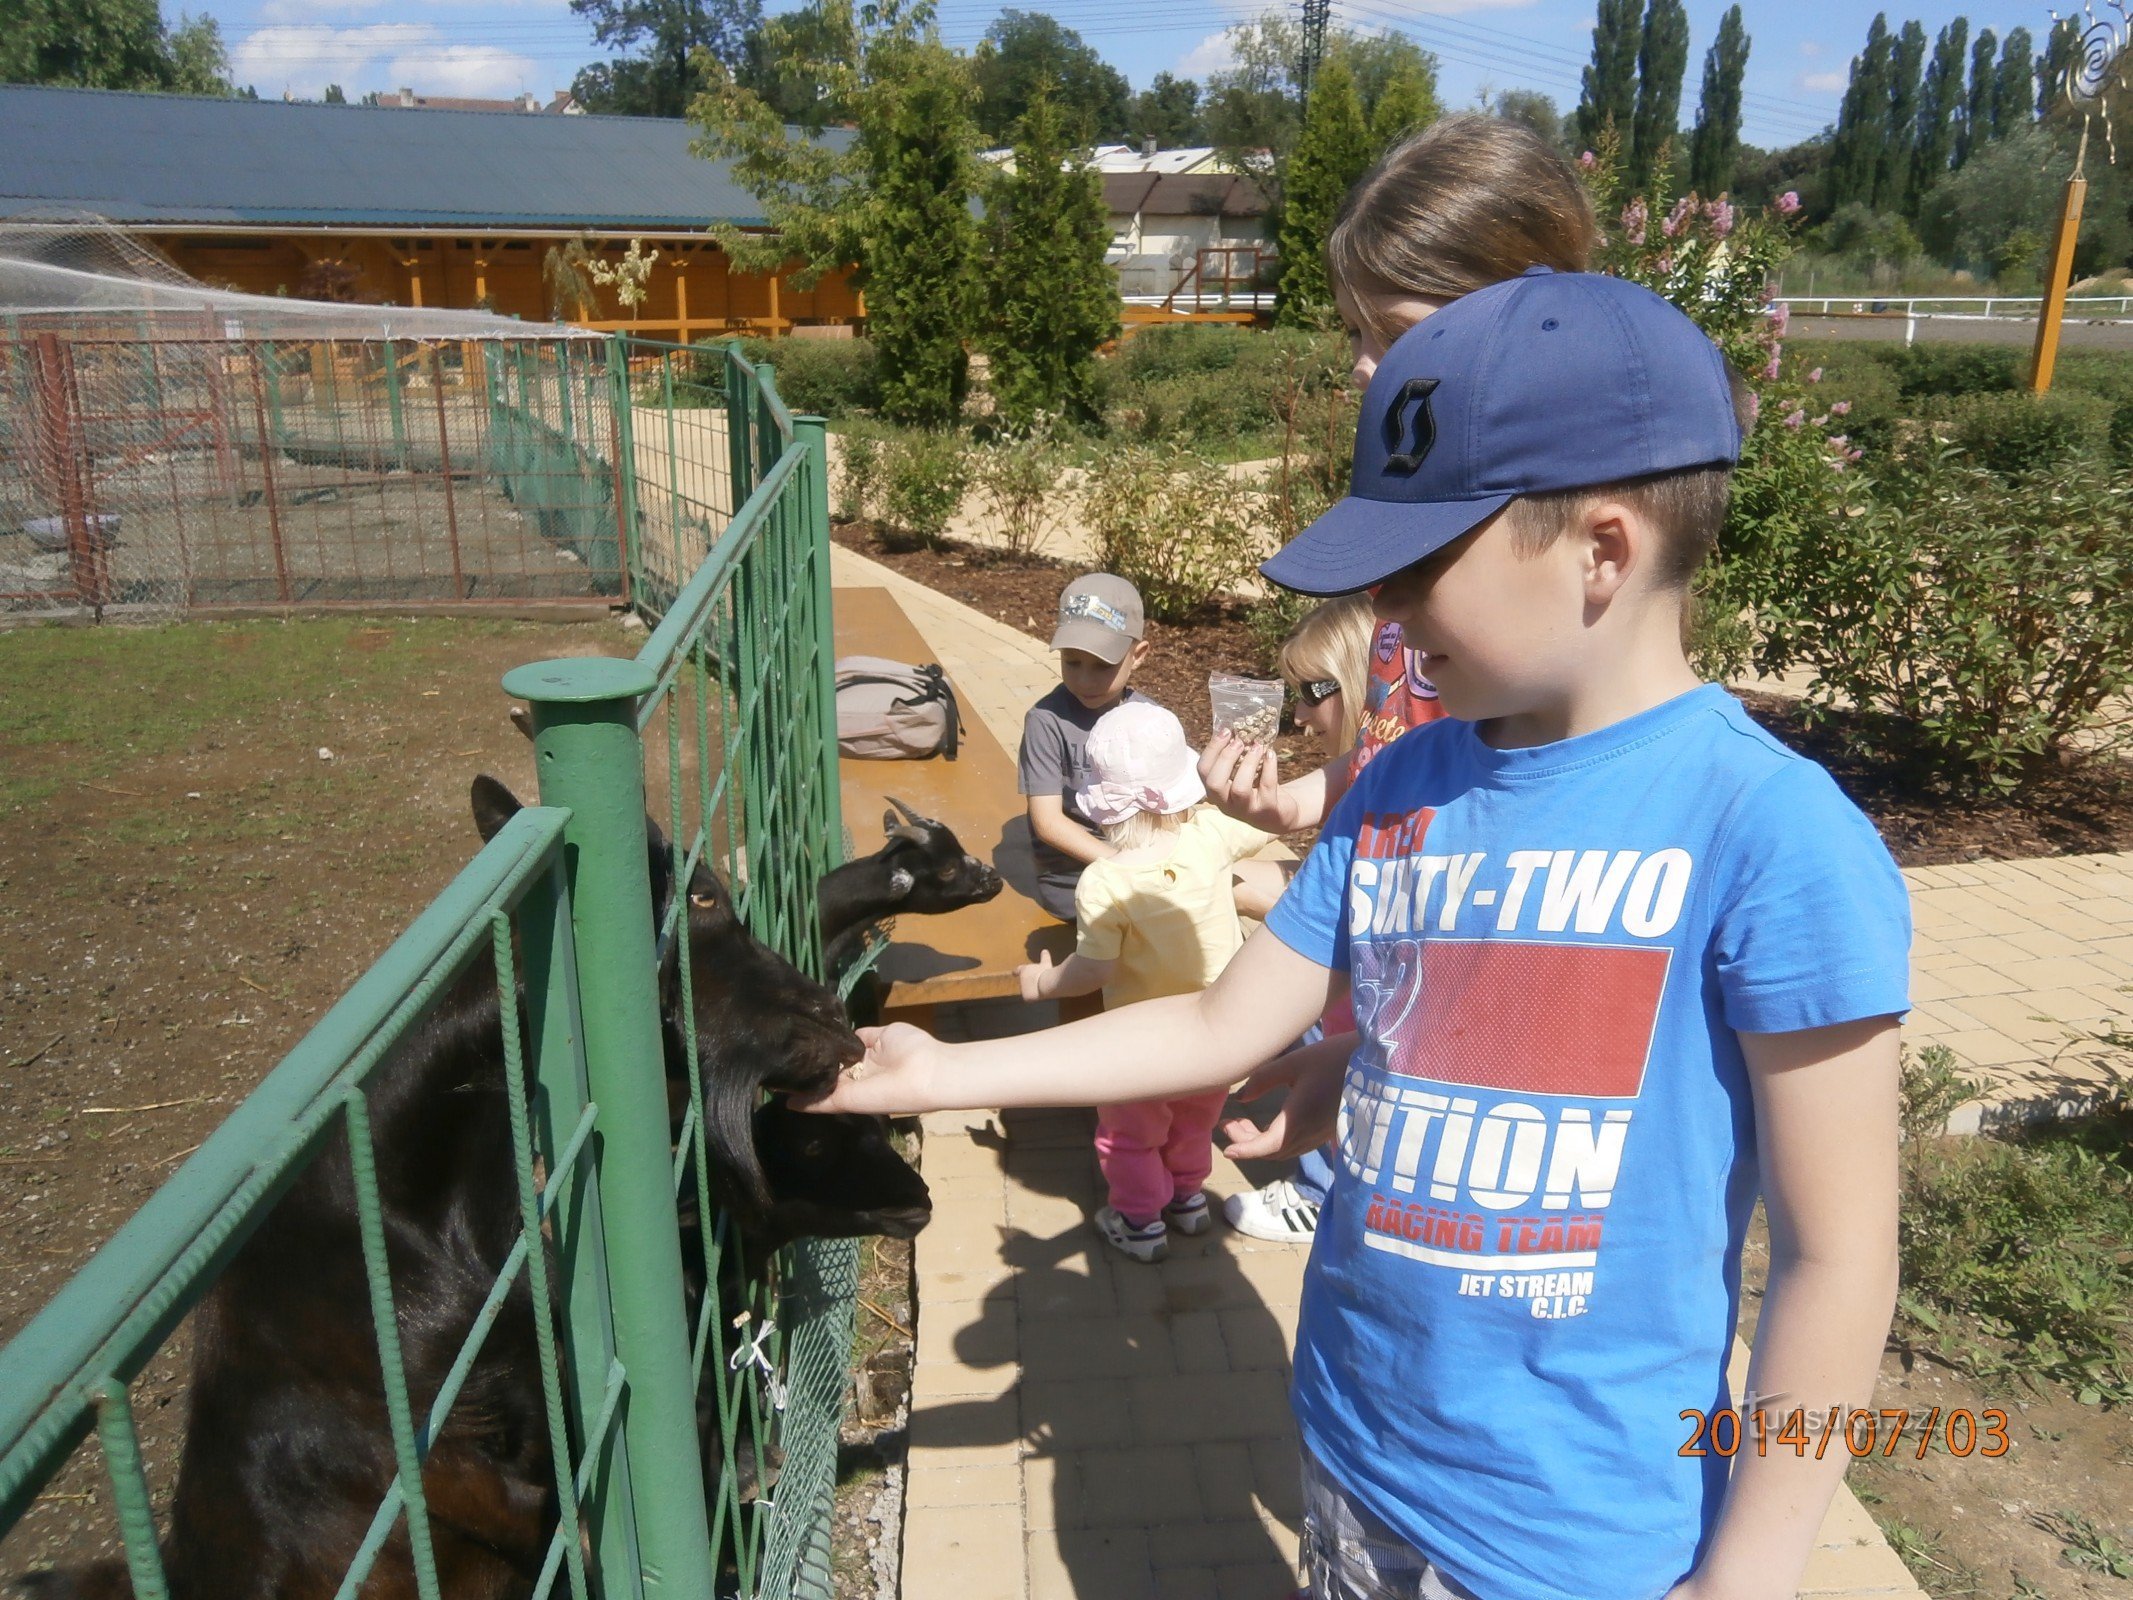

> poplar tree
[1962,27,1998,164]
[1992,27,2035,140]
[1829,15,1893,208]
[1630,0,1689,187]
[981,84,1118,431]
[1576,0,1643,152]
[2039,18,2078,117]
[1913,18,1968,200]
[1276,55,1371,327]
[1881,21,1926,215]
[1688,5,1748,197]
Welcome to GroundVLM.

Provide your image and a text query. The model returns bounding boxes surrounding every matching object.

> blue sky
[204,0,2058,150]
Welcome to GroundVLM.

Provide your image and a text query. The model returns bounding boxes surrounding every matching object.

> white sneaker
[1163,1191,1214,1237]
[1095,1205,1169,1264]
[1222,1179,1320,1243]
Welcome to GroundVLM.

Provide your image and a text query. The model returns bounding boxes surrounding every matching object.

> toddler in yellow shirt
[1016,701,1270,1262]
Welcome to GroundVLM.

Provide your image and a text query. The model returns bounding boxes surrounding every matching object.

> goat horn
[886,796,928,828]
[508,705,535,742]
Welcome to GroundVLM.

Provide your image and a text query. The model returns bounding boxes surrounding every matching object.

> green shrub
[1104,327,1346,452]
[1883,342,2020,399]
[1761,449,2133,789]
[834,422,887,523]
[1898,1066,2133,1402]
[969,421,1061,560]
[696,335,882,417]
[1925,389,2113,478]
[877,428,972,550]
[1082,442,1264,621]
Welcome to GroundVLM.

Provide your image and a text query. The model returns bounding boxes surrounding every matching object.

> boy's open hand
[1014,950,1055,1002]
[792,1023,940,1116]
[1199,731,1295,833]
[1219,1046,1342,1161]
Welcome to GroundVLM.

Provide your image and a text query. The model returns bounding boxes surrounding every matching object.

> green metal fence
[0,341,852,1598]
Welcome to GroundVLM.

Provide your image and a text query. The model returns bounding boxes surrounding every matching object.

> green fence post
[724,349,753,509]
[792,412,847,917]
[499,656,716,1600]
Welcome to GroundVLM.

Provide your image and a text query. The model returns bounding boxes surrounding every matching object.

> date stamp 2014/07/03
[1680,1406,2010,1460]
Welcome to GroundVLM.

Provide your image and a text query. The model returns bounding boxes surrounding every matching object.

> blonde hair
[1502,466,1735,589]
[1328,114,1599,346]
[1277,595,1376,751]
[1101,807,1186,851]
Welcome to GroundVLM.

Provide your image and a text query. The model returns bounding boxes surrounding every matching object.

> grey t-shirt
[1017,684,1152,921]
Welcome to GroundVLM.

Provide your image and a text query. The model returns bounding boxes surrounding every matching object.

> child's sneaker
[1095,1205,1169,1263]
[1163,1191,1214,1237]
[1222,1178,1320,1243]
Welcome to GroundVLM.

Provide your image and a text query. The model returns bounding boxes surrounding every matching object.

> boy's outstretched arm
[803,927,1340,1117]
[1668,1016,1902,1600]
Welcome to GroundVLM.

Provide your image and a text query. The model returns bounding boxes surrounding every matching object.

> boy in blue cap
[808,270,1911,1600]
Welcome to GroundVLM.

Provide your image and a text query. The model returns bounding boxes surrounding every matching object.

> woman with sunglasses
[1220,593,1405,1244]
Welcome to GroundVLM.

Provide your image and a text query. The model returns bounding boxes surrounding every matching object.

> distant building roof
[1087,144,1221,174]
[1101,172,1269,218]
[0,84,842,231]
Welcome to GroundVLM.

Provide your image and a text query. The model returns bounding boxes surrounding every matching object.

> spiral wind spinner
[2051,1,2131,166]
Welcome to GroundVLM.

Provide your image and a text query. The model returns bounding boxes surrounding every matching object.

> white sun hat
[1074,700,1206,825]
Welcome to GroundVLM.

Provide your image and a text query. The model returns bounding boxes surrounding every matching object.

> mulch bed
[836,523,2133,869]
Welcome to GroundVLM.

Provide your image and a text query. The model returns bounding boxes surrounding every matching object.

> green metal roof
[0,84,846,231]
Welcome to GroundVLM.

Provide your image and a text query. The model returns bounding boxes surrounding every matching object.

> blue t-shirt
[1264,684,1911,1600]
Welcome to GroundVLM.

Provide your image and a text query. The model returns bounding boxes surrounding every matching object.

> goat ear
[470,775,522,843]
[887,868,915,899]
[881,807,899,839]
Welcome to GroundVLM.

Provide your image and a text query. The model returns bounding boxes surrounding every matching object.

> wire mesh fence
[0,325,629,619]
[0,345,858,1600]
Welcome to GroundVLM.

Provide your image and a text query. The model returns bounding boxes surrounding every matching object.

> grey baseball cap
[1051,573,1145,664]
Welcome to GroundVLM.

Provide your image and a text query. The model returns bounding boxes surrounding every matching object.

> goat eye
[689,893,718,909]
[935,865,959,882]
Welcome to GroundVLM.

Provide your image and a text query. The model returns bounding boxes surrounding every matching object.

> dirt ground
[1739,1213,2133,1599]
[0,612,636,1576]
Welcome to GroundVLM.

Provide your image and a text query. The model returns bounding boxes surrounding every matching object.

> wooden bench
[833,586,1075,1021]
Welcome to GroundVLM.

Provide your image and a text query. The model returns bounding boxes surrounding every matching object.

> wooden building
[0,84,860,340]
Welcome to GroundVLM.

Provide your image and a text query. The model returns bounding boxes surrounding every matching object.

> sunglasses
[1295,678,1342,708]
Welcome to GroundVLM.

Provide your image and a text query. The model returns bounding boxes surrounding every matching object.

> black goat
[816,798,1002,978]
[15,780,929,1600]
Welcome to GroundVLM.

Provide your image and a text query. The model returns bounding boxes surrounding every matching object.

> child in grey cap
[1016,573,1161,920]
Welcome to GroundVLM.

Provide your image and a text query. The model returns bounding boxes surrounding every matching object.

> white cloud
[387,43,539,98]
[230,23,435,98]
[1798,70,1848,93]
[1404,0,1538,11]
[1177,30,1240,79]
[1799,39,1825,58]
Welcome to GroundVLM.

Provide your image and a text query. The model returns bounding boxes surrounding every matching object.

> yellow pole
[2030,123,2090,395]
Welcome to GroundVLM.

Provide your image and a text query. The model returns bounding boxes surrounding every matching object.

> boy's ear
[1578,497,1640,604]
[1128,638,1152,666]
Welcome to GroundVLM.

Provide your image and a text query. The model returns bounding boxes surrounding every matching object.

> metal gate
[0,344,853,1598]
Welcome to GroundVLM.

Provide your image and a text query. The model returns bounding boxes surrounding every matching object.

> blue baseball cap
[1261,268,1743,597]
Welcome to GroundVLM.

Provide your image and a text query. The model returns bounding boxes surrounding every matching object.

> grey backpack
[834,656,962,760]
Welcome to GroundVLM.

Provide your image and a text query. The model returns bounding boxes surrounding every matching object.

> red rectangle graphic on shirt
[1386,939,1670,1098]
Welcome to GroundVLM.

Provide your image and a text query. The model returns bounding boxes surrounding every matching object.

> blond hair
[1503,467,1735,589]
[1100,807,1186,852]
[1277,595,1377,751]
[1328,114,1599,345]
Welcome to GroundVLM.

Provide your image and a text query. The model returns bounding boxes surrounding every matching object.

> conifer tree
[865,38,981,427]
[1880,20,1926,215]
[1962,27,1998,164]
[1576,0,1643,152]
[1277,55,1371,327]
[1630,0,1688,187]
[1992,27,2034,140]
[1914,18,1968,199]
[1688,5,1748,197]
[982,84,1118,431]
[1369,60,1437,150]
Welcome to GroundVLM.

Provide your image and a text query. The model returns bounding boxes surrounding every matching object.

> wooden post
[768,269,781,336]
[673,260,689,342]
[2030,125,2090,395]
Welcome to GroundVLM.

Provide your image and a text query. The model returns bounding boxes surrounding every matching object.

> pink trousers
[1094,1087,1230,1225]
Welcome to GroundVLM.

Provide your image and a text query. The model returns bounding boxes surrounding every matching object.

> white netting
[1,217,620,622]
[0,213,599,343]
